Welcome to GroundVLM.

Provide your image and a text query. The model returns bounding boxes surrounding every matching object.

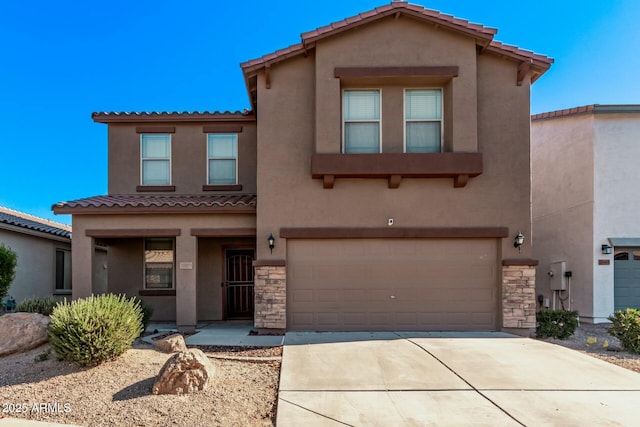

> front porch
[53,196,259,332]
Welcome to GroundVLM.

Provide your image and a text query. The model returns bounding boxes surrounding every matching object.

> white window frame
[206,133,238,185]
[403,88,444,153]
[140,134,172,185]
[342,89,382,153]
[143,238,175,290]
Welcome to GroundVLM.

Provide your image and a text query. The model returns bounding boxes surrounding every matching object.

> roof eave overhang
[92,113,256,124]
[52,206,257,215]
[0,222,71,242]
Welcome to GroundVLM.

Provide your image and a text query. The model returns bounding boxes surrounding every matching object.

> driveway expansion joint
[399,333,526,427]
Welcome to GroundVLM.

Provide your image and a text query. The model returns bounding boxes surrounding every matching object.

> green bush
[131,296,153,334]
[16,296,59,316]
[609,308,640,354]
[0,243,17,302]
[48,294,143,366]
[536,309,579,339]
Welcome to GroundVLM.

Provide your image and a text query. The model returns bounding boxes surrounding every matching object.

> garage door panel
[287,239,498,331]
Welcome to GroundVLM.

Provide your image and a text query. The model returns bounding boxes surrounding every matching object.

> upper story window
[404,89,442,153]
[207,134,237,185]
[144,238,174,289]
[141,134,171,185]
[343,90,381,153]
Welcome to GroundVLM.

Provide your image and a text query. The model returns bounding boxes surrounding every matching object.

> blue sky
[1,1,639,225]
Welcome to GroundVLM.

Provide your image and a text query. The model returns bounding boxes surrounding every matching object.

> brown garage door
[287,238,498,331]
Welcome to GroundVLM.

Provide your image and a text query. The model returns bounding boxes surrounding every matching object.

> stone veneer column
[253,262,286,330]
[502,261,538,331]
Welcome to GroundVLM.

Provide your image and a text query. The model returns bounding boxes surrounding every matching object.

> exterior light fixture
[513,232,524,252]
[601,244,612,255]
[267,233,275,253]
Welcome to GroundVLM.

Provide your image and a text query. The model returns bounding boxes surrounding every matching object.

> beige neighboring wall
[532,114,595,318]
[256,15,534,263]
[107,122,257,194]
[1,228,71,303]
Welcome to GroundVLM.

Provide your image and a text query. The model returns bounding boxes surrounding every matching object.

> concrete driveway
[277,332,640,426]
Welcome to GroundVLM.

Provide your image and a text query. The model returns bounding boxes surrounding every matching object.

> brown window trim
[86,229,181,238]
[253,260,286,267]
[311,153,482,189]
[191,227,256,237]
[334,66,459,78]
[202,125,243,133]
[139,289,176,296]
[136,127,175,134]
[280,227,508,239]
[502,259,539,267]
[136,185,176,192]
[202,184,242,192]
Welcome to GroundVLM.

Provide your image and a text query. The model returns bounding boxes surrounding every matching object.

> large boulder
[152,349,215,395]
[0,312,51,356]
[154,333,187,353]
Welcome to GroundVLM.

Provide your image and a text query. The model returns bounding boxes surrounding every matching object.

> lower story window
[55,249,72,291]
[144,238,174,289]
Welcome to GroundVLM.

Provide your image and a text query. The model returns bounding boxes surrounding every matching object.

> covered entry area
[286,238,499,331]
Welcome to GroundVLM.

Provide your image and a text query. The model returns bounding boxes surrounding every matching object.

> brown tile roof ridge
[532,104,640,121]
[52,194,257,210]
[487,40,553,65]
[0,205,72,238]
[241,1,555,73]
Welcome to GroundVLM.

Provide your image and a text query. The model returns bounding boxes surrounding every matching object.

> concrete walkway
[277,332,640,426]
[142,321,284,347]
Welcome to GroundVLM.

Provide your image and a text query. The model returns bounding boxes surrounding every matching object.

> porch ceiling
[52,194,257,215]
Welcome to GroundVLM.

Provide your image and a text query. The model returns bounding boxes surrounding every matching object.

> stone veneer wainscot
[502,263,537,330]
[254,264,286,329]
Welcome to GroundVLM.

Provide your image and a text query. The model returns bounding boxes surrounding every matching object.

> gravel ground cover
[539,322,640,373]
[0,339,280,427]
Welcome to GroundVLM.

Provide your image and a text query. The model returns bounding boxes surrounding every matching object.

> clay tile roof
[52,194,257,214]
[0,206,71,239]
[240,1,554,75]
[91,110,255,123]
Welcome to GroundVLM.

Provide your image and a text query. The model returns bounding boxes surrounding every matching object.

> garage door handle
[390,295,396,299]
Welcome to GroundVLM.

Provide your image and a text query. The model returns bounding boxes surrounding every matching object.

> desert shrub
[131,296,154,334]
[48,294,143,366]
[536,309,579,339]
[609,308,640,354]
[16,296,58,316]
[0,243,17,302]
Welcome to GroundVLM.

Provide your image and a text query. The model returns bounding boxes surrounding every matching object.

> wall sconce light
[513,232,524,252]
[267,233,275,253]
[601,244,612,255]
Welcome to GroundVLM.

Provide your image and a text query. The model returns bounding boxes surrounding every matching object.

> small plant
[34,348,51,362]
[536,309,579,339]
[609,308,640,354]
[0,243,17,302]
[16,296,59,316]
[48,294,143,366]
[2,295,16,313]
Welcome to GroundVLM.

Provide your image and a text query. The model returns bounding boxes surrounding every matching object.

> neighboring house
[532,105,640,323]
[53,1,552,334]
[0,206,72,304]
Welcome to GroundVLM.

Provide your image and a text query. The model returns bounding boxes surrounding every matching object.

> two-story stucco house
[532,105,640,323]
[53,1,552,334]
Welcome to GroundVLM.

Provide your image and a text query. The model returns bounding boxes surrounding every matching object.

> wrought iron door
[225,250,254,319]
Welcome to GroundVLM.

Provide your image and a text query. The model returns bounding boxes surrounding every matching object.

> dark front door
[225,249,255,319]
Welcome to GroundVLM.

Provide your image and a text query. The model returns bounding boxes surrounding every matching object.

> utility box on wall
[549,261,567,290]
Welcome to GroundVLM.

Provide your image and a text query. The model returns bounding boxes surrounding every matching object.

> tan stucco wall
[314,16,478,154]
[256,21,533,263]
[0,227,71,304]
[532,114,595,319]
[107,122,257,195]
